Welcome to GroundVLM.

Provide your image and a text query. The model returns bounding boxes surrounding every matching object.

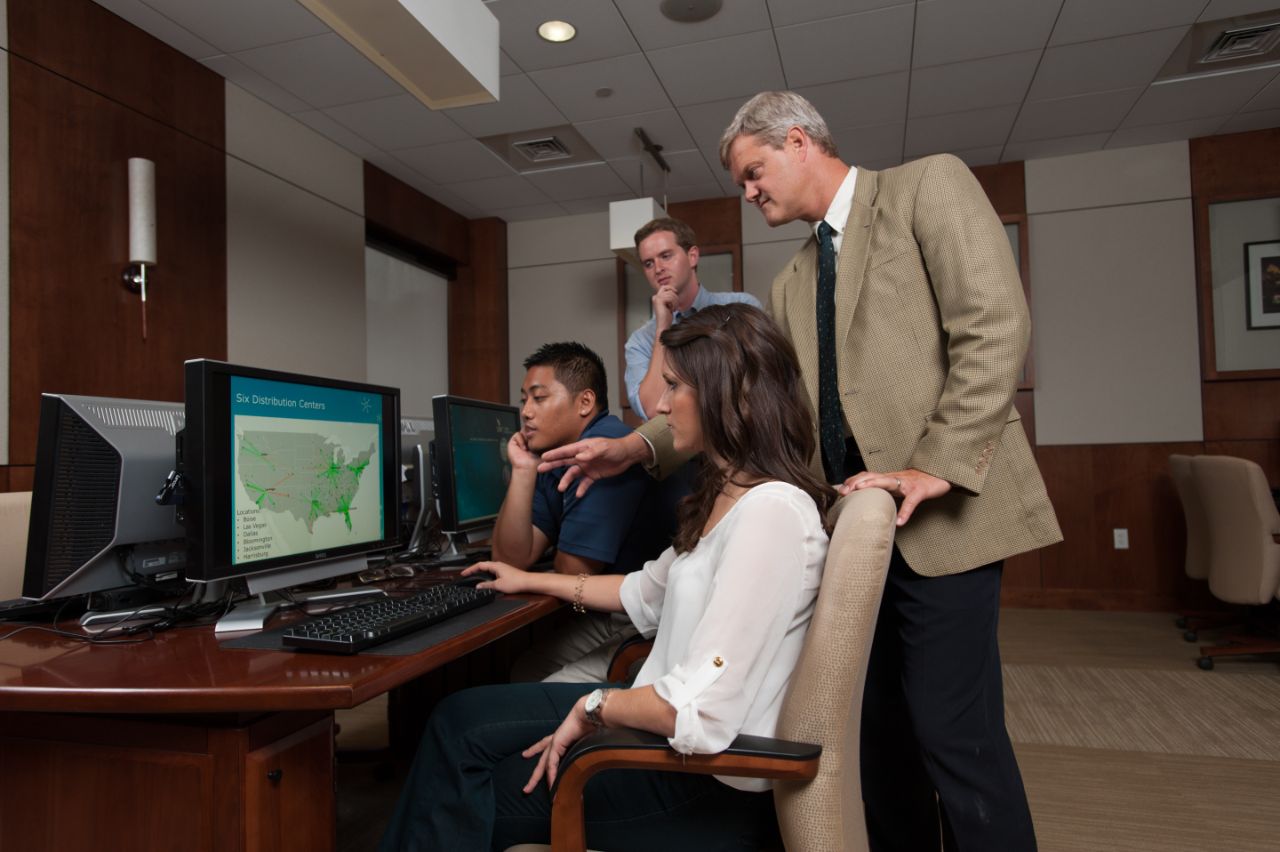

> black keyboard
[280,584,498,654]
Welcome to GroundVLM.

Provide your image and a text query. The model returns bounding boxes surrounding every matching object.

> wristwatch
[584,688,611,728]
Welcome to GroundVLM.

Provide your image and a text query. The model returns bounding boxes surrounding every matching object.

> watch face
[585,689,603,713]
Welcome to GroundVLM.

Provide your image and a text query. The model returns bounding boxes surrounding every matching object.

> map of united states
[238,431,375,532]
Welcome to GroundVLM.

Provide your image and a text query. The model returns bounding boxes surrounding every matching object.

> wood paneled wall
[6,0,227,480]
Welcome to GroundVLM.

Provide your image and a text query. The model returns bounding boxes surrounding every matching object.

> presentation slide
[231,376,384,565]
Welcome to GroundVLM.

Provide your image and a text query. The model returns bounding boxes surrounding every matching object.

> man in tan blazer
[541,91,1060,851]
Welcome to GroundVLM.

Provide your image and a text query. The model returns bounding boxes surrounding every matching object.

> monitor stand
[209,554,386,634]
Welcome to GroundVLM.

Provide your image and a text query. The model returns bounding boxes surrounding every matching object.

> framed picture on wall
[1244,239,1280,330]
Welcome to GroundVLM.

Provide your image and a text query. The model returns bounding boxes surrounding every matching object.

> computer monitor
[23,393,187,603]
[181,360,400,629]
[430,395,519,544]
[399,416,434,554]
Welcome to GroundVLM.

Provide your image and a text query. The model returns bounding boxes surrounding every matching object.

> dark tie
[816,221,845,484]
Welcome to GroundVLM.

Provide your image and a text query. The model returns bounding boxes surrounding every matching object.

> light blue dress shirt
[623,285,762,419]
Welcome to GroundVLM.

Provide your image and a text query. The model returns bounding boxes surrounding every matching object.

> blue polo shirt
[531,411,674,574]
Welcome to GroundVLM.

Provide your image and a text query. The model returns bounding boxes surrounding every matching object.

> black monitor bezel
[184,359,401,584]
[430,394,519,534]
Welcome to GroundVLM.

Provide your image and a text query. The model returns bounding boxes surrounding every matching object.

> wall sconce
[122,157,156,340]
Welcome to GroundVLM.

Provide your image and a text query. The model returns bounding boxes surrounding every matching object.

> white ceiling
[93,0,1280,222]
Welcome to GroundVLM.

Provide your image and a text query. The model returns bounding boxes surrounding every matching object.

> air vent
[477,125,604,174]
[512,137,573,163]
[1155,9,1280,84]
[85,403,185,437]
[1201,23,1280,63]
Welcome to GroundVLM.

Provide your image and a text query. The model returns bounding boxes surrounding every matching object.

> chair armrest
[605,636,654,683]
[549,728,820,852]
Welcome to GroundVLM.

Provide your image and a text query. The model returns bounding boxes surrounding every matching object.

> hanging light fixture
[609,128,672,268]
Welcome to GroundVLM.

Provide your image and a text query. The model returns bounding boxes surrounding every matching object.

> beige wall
[1027,142,1203,445]
[225,83,368,382]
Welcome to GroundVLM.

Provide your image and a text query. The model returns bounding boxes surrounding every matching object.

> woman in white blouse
[378,303,836,852]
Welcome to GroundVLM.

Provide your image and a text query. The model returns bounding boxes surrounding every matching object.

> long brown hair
[660,303,835,553]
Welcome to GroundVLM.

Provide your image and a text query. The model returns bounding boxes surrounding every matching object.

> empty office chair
[1191,456,1280,670]
[1169,453,1229,641]
[0,491,32,600]
[505,487,896,852]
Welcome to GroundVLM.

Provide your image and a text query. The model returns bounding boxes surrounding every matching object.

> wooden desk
[0,590,559,852]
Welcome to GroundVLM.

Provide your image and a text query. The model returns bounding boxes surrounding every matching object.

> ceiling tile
[363,151,438,195]
[1243,71,1280,112]
[94,0,220,59]
[909,51,1040,118]
[648,31,785,107]
[291,110,380,157]
[495,202,569,222]
[559,196,622,215]
[233,33,403,109]
[1217,107,1280,134]
[500,50,523,76]
[445,74,567,137]
[1029,27,1187,101]
[1049,0,1202,46]
[573,109,696,161]
[323,94,468,151]
[610,149,719,194]
[830,121,905,164]
[525,162,632,201]
[488,0,639,70]
[1198,0,1280,20]
[530,54,671,122]
[418,183,485,219]
[767,0,914,28]
[1001,132,1111,161]
[678,97,751,156]
[139,0,330,53]
[776,4,914,87]
[1123,67,1277,126]
[795,72,910,129]
[446,175,551,210]
[1106,116,1228,148]
[202,55,312,113]
[613,0,773,50]
[951,146,1005,167]
[914,0,1062,68]
[666,182,732,203]
[1009,87,1143,141]
[394,140,516,185]
[904,105,1020,157]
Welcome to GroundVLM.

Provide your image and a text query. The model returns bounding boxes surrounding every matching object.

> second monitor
[430,395,520,553]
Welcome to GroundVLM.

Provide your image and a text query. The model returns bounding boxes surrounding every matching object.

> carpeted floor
[338,609,1280,851]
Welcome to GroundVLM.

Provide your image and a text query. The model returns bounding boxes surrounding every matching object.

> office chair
[0,491,32,600]
[1168,454,1232,641]
[1191,456,1280,670]
[509,487,896,852]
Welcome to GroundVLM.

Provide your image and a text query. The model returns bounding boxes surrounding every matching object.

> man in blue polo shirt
[490,341,671,682]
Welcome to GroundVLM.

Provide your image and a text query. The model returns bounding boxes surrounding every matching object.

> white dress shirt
[619,481,829,791]
[813,165,859,255]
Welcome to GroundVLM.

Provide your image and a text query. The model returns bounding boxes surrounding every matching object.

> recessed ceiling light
[538,20,576,43]
[595,87,614,98]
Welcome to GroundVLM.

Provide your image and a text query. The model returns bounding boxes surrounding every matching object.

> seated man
[492,341,672,683]
[625,217,761,421]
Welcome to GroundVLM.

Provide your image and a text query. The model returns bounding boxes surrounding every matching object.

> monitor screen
[183,360,400,586]
[431,395,519,534]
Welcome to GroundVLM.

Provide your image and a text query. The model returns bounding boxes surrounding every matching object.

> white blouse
[619,481,829,792]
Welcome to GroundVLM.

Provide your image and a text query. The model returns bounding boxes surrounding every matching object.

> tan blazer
[643,153,1061,577]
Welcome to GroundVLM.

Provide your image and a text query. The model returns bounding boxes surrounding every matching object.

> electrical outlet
[1113,528,1129,550]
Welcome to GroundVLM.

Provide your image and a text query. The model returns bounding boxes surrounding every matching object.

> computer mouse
[455,570,497,587]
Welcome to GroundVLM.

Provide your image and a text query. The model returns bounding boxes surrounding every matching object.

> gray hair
[718,91,839,169]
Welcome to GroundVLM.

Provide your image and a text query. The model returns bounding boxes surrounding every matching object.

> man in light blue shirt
[624,217,761,420]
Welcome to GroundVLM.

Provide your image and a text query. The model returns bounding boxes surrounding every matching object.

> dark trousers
[860,550,1036,851]
[378,681,779,852]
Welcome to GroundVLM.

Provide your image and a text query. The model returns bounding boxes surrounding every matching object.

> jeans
[378,682,780,852]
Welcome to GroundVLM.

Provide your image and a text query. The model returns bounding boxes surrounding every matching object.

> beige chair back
[773,488,896,852]
[1169,454,1210,581]
[1192,456,1280,605]
[0,491,32,599]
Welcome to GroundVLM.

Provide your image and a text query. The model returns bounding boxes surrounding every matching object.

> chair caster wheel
[1183,630,1198,642]
[1197,657,1214,671]
[1175,616,1188,629]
